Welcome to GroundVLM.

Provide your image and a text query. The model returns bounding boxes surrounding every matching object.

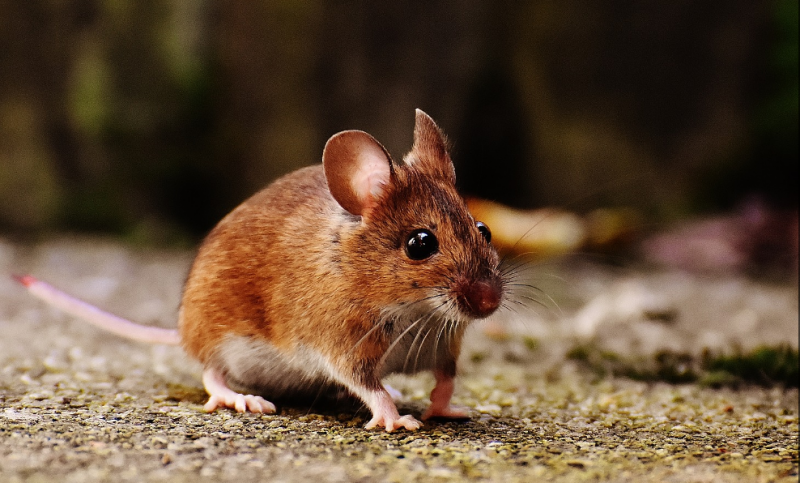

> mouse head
[323,110,503,321]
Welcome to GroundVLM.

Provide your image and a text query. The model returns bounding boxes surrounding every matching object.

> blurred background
[0,1,797,254]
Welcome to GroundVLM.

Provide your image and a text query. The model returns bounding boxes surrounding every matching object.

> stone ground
[0,236,797,482]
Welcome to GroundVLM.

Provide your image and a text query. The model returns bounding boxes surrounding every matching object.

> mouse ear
[405,109,456,184]
[323,130,394,219]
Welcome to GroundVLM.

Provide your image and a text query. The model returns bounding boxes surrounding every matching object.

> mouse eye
[476,221,492,243]
[405,229,439,260]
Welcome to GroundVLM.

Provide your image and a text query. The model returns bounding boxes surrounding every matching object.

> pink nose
[459,279,502,319]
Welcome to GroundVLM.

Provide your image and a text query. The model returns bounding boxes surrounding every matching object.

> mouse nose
[456,278,502,319]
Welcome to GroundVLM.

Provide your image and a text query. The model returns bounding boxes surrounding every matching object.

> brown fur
[179,110,503,402]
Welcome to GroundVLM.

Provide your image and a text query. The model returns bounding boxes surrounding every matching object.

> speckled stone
[1,237,797,482]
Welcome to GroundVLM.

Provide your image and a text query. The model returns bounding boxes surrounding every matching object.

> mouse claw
[201,368,276,414]
[204,394,225,412]
[362,388,422,431]
[394,414,423,431]
[204,394,276,414]
[365,413,422,432]
[242,394,276,413]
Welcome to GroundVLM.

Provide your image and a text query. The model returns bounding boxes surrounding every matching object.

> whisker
[407,322,436,374]
[504,282,548,294]
[434,315,453,363]
[510,294,550,309]
[348,317,393,356]
[503,298,548,321]
[409,284,450,292]
[402,310,436,373]
[378,316,427,370]
[500,258,537,278]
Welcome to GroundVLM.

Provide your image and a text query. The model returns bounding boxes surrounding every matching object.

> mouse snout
[455,277,502,319]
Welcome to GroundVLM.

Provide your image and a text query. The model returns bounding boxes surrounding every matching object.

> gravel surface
[1,237,797,482]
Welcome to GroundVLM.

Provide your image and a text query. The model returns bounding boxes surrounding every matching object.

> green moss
[470,352,488,363]
[567,343,799,388]
[566,345,591,362]
[703,345,799,388]
[698,370,742,388]
[523,337,539,352]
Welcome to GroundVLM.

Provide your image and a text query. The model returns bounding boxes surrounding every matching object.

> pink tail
[13,274,181,346]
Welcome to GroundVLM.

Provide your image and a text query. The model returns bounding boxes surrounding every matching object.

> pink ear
[322,130,393,218]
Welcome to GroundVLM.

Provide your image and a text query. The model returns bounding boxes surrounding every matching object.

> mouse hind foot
[202,367,276,414]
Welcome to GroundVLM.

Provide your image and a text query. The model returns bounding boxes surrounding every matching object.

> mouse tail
[13,274,181,346]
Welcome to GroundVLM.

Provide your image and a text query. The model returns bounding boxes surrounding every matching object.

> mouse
[15,109,506,432]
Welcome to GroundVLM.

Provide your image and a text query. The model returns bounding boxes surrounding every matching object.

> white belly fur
[213,315,458,401]
[213,335,339,401]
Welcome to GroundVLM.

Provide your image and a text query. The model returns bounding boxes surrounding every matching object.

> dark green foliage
[567,343,799,388]
[2,2,796,241]
[702,345,799,388]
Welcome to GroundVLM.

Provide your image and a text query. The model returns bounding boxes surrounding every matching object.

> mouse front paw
[204,393,276,414]
[365,413,422,432]
[354,383,421,431]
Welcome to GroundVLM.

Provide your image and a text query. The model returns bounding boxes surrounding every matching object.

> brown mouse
[16,109,505,432]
